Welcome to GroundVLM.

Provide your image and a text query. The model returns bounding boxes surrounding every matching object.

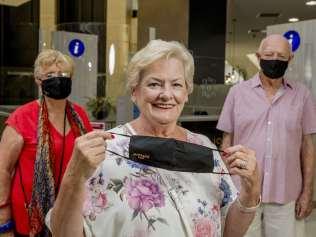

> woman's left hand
[224,145,261,205]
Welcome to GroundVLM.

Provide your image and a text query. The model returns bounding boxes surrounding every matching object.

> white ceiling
[226,0,316,77]
[228,0,316,41]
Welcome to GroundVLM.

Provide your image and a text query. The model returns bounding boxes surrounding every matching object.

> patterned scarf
[29,96,87,237]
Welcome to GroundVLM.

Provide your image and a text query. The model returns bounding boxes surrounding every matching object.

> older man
[217,34,316,237]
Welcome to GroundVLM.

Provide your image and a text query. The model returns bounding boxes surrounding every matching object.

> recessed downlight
[288,17,299,22]
[306,1,316,6]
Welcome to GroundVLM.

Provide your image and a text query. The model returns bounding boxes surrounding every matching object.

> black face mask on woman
[41,76,72,100]
[260,59,289,79]
[107,134,229,174]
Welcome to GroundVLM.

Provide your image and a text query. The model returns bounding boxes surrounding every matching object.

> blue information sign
[283,30,300,52]
[68,39,85,57]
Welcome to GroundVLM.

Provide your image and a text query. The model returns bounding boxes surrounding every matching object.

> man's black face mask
[108,134,227,174]
[260,59,288,79]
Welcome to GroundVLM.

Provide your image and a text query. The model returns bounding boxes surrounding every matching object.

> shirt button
[268,121,272,125]
[267,138,271,141]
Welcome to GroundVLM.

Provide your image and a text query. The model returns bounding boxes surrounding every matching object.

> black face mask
[260,59,288,79]
[107,134,228,174]
[41,76,72,100]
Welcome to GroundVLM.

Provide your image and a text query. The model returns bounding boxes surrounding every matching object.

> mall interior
[1,0,316,236]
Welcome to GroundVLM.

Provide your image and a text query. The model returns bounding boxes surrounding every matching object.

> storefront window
[0,0,39,105]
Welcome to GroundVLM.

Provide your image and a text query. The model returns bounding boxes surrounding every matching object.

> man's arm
[296,134,315,219]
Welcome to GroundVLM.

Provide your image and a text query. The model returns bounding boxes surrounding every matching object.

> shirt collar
[250,73,293,89]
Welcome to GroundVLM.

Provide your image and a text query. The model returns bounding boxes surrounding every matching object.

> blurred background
[1,0,316,143]
[0,0,316,148]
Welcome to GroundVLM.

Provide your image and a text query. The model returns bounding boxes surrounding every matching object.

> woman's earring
[132,99,137,107]
[131,95,136,104]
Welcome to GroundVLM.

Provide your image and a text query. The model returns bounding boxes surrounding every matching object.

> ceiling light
[248,29,266,34]
[288,18,299,22]
[306,1,316,6]
[256,13,281,18]
[109,44,115,75]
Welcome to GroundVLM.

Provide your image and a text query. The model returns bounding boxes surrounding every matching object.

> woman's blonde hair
[126,39,194,94]
[34,49,74,79]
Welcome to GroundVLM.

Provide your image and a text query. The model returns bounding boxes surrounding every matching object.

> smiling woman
[131,57,188,130]
[127,40,194,139]
[47,40,261,237]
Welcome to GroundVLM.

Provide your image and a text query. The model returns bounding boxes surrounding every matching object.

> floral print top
[76,124,237,237]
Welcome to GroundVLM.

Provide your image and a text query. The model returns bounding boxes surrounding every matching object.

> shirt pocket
[283,104,302,133]
[235,102,265,130]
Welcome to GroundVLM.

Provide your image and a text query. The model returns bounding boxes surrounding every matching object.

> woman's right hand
[50,130,113,237]
[68,130,113,180]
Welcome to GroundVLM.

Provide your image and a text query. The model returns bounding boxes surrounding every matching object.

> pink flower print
[83,174,108,221]
[125,178,165,212]
[95,192,107,208]
[211,204,219,214]
[83,190,108,221]
[194,217,213,237]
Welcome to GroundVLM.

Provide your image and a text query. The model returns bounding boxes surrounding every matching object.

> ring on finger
[239,159,248,169]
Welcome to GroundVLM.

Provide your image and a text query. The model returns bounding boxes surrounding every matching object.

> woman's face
[36,63,72,100]
[132,57,188,126]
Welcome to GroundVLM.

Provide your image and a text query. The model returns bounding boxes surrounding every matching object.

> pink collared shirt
[217,73,316,204]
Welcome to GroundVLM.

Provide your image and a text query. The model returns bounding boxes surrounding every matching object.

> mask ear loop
[106,149,128,159]
[107,132,230,175]
[106,132,131,159]
[109,132,132,138]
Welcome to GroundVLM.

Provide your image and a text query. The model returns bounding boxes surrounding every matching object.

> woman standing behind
[0,49,92,236]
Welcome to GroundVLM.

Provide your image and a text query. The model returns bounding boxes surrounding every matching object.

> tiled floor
[306,209,316,237]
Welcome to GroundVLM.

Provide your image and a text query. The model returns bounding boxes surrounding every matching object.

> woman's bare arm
[50,130,112,237]
[0,126,24,236]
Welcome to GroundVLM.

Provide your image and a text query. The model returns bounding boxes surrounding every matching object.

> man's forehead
[262,46,285,53]
[260,37,291,55]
